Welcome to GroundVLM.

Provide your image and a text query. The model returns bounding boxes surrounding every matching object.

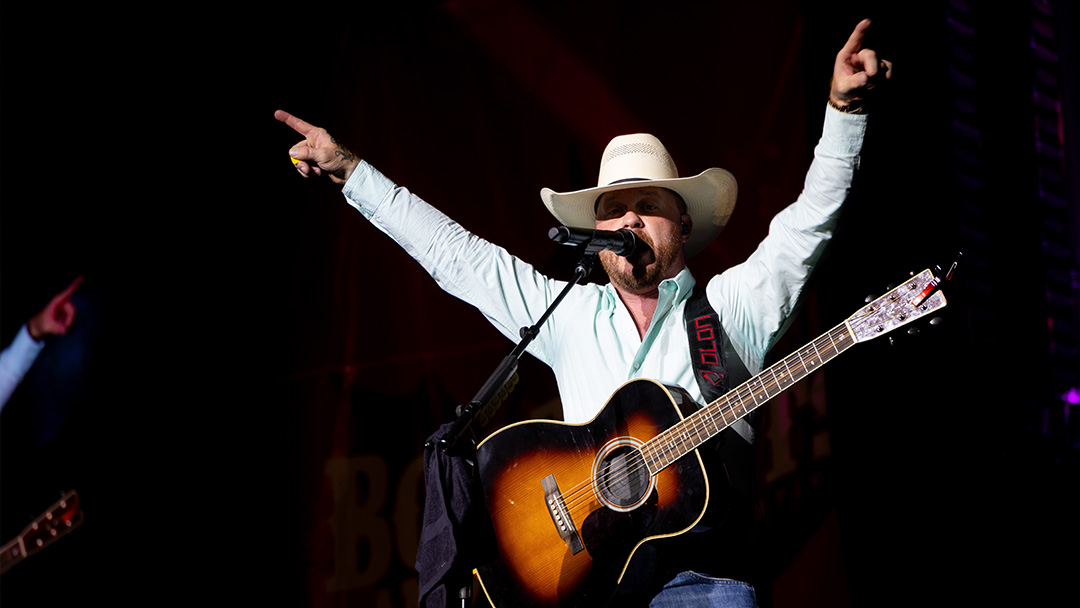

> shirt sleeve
[709,105,868,373]
[0,324,45,410]
[341,162,565,365]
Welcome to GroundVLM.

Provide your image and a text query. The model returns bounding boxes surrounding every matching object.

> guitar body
[474,379,709,607]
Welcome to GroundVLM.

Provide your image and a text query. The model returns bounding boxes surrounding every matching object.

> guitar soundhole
[593,440,654,512]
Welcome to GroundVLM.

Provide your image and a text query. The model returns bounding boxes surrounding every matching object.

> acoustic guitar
[473,268,949,607]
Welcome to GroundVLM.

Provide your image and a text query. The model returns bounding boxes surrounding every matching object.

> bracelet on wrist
[828,96,866,114]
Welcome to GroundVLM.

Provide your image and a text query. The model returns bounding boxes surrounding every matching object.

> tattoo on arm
[327,135,358,178]
[335,149,357,163]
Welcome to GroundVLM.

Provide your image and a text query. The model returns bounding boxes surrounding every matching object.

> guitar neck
[0,537,26,573]
[643,323,855,472]
[0,490,83,575]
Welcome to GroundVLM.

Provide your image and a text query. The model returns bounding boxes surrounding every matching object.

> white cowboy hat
[540,133,737,257]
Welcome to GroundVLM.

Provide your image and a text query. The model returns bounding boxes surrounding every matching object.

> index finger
[55,275,84,301]
[840,18,872,54]
[274,109,316,136]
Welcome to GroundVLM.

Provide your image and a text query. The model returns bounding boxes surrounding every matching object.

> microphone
[548,226,649,257]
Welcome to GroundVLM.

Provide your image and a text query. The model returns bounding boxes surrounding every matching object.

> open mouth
[627,242,655,268]
[627,231,655,263]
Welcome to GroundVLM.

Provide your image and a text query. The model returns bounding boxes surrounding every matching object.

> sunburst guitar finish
[474,380,708,608]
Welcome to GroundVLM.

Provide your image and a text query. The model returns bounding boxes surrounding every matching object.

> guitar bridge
[542,474,584,555]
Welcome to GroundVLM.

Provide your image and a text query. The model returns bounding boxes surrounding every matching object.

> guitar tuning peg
[929,317,943,326]
[933,252,963,281]
[886,284,897,291]
[888,336,896,346]
[864,294,875,303]
[907,327,920,335]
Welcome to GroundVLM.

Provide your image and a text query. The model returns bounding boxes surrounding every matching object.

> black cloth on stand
[416,422,495,608]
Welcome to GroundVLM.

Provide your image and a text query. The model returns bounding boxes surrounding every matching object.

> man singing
[278,18,889,607]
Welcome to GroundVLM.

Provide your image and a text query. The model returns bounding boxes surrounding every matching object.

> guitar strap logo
[684,287,749,403]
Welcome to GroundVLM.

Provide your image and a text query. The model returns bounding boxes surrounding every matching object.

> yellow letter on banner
[325,455,393,591]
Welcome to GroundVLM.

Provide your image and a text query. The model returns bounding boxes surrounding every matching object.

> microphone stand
[435,247,599,456]
[430,239,600,608]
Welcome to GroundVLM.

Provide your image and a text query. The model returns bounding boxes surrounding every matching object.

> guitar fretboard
[642,323,856,473]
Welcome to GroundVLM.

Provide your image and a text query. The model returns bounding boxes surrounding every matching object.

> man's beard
[600,228,683,293]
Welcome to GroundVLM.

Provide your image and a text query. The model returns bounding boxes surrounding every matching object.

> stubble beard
[600,228,684,293]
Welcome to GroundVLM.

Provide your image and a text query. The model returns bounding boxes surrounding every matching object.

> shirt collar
[600,266,697,314]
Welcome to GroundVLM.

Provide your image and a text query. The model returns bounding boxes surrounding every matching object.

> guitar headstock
[1,490,83,573]
[846,269,948,343]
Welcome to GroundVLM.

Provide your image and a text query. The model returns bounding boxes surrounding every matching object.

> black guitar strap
[684,286,750,404]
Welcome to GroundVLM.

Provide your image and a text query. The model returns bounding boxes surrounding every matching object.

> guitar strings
[558,374,761,514]
[546,304,919,523]
[559,327,845,515]
[558,341,812,514]
[556,327,854,519]
[557,388,746,515]
[559,369,763,509]
[564,280,927,514]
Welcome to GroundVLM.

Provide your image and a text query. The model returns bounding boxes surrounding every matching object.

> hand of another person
[28,276,83,341]
[275,110,361,185]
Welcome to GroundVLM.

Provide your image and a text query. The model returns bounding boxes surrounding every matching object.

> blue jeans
[648,571,759,608]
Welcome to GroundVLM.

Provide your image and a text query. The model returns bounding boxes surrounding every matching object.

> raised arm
[712,20,891,372]
[2,276,83,408]
[274,110,568,365]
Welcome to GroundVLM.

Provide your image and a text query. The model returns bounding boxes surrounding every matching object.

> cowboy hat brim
[540,167,737,258]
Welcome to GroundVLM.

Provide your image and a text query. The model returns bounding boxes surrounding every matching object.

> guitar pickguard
[580,486,658,569]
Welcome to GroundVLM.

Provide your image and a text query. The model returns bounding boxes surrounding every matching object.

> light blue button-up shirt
[0,325,45,410]
[342,107,866,441]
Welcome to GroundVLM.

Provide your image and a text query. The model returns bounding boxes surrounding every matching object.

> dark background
[2,1,1077,606]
